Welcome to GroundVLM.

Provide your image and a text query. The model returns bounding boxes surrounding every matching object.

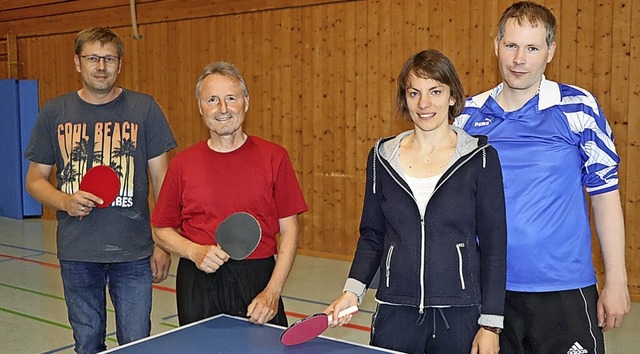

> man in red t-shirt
[152,61,308,326]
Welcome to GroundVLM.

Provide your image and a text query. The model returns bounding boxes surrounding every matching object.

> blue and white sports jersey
[454,77,619,292]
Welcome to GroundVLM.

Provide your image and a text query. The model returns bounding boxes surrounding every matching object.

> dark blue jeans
[59,257,152,354]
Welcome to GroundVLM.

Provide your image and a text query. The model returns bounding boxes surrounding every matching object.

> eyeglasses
[80,55,120,65]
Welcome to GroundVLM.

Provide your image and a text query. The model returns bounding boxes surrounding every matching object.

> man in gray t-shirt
[24,27,176,354]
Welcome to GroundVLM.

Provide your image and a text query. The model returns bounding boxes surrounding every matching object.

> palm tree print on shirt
[57,120,138,206]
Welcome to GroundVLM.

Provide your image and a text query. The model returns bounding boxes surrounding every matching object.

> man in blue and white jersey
[454,2,630,353]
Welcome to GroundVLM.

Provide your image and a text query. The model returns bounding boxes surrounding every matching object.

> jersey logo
[474,117,493,127]
[567,341,588,354]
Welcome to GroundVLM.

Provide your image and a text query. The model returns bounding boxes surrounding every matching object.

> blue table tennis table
[101,314,403,353]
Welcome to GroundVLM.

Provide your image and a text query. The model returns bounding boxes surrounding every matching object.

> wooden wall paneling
[558,1,578,85]
[278,9,294,158]
[126,29,141,93]
[289,7,306,241]
[353,0,368,255]
[151,23,171,144]
[607,0,632,284]
[299,6,314,251]
[15,37,27,79]
[343,0,358,257]
[260,10,274,141]
[378,0,392,139]
[402,0,416,55]
[310,6,325,253]
[182,19,203,149]
[249,12,264,137]
[575,0,595,91]
[609,0,631,198]
[0,0,357,38]
[271,10,284,147]
[0,0,130,21]
[590,0,613,278]
[328,4,347,254]
[543,0,561,80]
[467,0,485,96]
[365,0,380,142]
[0,3,132,38]
[231,14,246,89]
[428,0,443,52]
[626,0,640,299]
[134,25,149,97]
[320,3,335,253]
[164,21,180,145]
[243,13,259,137]
[6,33,17,77]
[320,4,336,254]
[415,0,428,51]
[54,33,80,99]
[0,0,73,11]
[443,0,469,96]
[592,0,613,116]
[0,37,7,78]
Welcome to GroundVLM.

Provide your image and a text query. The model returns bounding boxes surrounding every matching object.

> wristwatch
[481,325,502,334]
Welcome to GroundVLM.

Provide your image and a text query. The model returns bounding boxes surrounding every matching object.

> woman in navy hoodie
[325,49,507,354]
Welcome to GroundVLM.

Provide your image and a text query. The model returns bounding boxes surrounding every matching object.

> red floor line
[0,253,176,293]
[284,310,371,332]
[0,253,60,269]
[152,284,176,293]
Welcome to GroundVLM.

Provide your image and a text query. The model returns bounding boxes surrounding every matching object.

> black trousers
[371,303,481,354]
[175,256,288,327]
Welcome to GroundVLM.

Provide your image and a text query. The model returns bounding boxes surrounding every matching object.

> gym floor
[0,216,637,353]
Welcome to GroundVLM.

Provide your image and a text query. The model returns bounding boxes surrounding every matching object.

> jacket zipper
[419,217,426,313]
[455,243,466,290]
[385,244,395,288]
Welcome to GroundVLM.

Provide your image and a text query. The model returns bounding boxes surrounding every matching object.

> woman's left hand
[470,327,499,354]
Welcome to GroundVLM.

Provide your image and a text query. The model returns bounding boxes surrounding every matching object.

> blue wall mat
[0,79,42,219]
[19,80,42,217]
[0,80,23,219]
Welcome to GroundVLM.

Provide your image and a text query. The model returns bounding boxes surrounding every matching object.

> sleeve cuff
[477,314,503,328]
[343,278,367,305]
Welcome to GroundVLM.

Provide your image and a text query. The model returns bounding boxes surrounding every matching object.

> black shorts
[501,285,604,354]
[175,256,288,327]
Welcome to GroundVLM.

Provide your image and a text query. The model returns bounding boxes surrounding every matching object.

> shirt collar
[471,75,561,112]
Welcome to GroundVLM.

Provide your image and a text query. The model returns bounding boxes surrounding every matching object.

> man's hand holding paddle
[64,191,101,218]
[75,165,120,219]
[190,244,230,274]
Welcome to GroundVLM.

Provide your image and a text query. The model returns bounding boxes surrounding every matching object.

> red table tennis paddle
[216,212,262,260]
[280,305,359,346]
[79,165,120,208]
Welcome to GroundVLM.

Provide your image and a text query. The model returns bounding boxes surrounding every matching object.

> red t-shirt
[151,136,308,258]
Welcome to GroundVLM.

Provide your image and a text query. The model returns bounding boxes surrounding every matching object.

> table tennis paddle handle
[327,305,359,323]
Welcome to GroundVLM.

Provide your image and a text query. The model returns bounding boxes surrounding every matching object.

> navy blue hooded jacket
[345,126,507,327]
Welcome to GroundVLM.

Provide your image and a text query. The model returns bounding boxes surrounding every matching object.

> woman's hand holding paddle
[325,291,359,327]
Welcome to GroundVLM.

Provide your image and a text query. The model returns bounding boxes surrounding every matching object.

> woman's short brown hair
[396,49,465,123]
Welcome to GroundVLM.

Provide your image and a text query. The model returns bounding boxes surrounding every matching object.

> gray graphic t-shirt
[25,89,177,262]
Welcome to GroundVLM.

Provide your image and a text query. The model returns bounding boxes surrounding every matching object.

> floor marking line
[0,252,60,268]
[0,305,71,329]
